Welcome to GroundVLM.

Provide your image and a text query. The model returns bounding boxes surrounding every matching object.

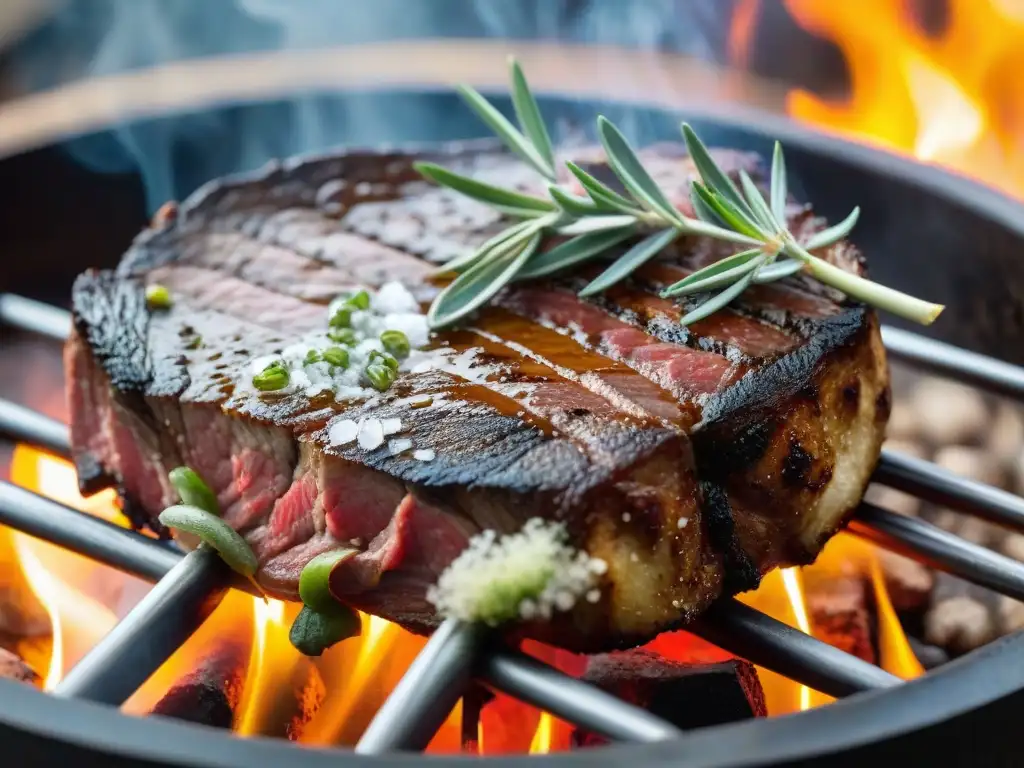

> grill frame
[2,91,1024,765]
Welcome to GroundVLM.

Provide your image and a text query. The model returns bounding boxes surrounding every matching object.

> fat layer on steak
[65,140,889,651]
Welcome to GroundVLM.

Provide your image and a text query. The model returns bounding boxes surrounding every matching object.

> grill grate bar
[479,647,683,743]
[851,503,1024,601]
[0,400,71,457]
[692,599,900,696]
[356,619,485,753]
[0,294,71,341]
[881,326,1024,401]
[0,481,181,582]
[874,449,1024,534]
[53,548,229,705]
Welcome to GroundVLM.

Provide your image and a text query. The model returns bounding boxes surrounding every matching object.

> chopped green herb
[346,289,371,310]
[288,604,361,656]
[158,504,257,578]
[168,467,219,516]
[253,362,289,392]
[380,329,411,359]
[368,350,399,371]
[327,327,358,345]
[145,284,173,310]
[304,349,322,365]
[364,362,396,392]
[186,335,203,350]
[298,549,359,613]
[329,306,352,328]
[322,346,350,369]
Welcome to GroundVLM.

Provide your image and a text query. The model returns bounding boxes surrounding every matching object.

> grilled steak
[65,140,889,651]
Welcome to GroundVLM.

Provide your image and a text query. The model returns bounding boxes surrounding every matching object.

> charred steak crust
[65,138,889,651]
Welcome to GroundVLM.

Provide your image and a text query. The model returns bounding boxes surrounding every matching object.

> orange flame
[5,442,922,749]
[776,0,1024,197]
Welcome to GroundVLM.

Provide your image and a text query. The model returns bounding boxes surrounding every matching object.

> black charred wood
[571,650,765,747]
[460,684,493,753]
[149,640,248,729]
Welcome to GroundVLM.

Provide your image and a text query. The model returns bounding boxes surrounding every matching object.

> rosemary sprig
[418,57,945,331]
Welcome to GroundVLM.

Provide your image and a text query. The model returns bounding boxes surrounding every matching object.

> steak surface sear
[65,140,889,651]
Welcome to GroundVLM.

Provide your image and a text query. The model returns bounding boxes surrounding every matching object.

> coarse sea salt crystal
[373,281,420,314]
[413,448,435,462]
[328,419,359,446]
[389,437,413,455]
[357,418,385,450]
[380,417,403,435]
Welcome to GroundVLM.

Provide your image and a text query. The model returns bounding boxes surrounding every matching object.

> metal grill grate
[4,292,1024,755]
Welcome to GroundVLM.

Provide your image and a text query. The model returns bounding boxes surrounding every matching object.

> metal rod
[0,481,180,582]
[478,647,682,743]
[0,400,70,457]
[852,503,1024,601]
[881,325,1024,401]
[53,548,228,705]
[0,483,915,707]
[692,598,901,697]
[0,294,71,340]
[356,619,485,753]
[874,449,1024,534]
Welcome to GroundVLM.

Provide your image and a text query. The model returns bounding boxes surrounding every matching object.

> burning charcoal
[150,640,248,729]
[571,650,765,746]
[878,550,934,612]
[911,380,989,446]
[0,647,39,686]
[864,485,920,517]
[934,445,1005,487]
[985,402,1024,466]
[1001,533,1024,563]
[925,596,994,654]
[997,596,1024,634]
[805,576,875,663]
[886,398,921,441]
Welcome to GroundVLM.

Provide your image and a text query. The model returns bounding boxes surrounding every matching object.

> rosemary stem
[786,242,945,325]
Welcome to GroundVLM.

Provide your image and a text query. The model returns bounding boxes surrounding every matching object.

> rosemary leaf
[557,215,638,236]
[690,184,725,227]
[519,226,637,279]
[456,84,556,180]
[692,183,764,240]
[803,207,861,250]
[548,185,604,217]
[753,258,805,284]
[429,228,544,329]
[598,117,685,224]
[770,141,787,223]
[564,161,641,214]
[414,162,556,216]
[738,170,779,233]
[434,219,536,276]
[579,228,679,297]
[681,123,751,217]
[509,57,556,175]
[664,254,765,298]
[678,267,758,326]
[660,248,762,297]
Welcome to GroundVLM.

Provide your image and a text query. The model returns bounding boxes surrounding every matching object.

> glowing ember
[746,0,1024,198]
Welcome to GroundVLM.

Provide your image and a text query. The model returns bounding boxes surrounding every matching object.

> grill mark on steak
[67,139,889,651]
